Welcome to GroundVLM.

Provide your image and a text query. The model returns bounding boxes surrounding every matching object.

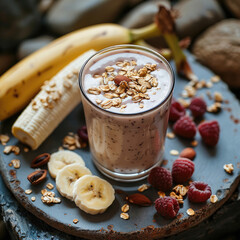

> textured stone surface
[46,0,128,35]
[192,19,240,88]
[0,0,41,50]
[17,35,54,60]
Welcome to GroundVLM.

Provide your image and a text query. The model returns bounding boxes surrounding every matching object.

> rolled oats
[173,185,188,197]
[214,92,223,102]
[73,219,79,224]
[166,132,175,139]
[224,164,234,174]
[25,189,32,195]
[120,212,129,220]
[138,184,150,192]
[31,196,36,202]
[187,208,195,216]
[87,87,101,95]
[210,195,218,203]
[11,159,21,169]
[157,191,165,198]
[0,135,10,145]
[46,183,54,190]
[170,149,179,156]
[121,204,130,213]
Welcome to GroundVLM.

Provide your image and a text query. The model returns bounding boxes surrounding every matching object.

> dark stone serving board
[0,52,240,240]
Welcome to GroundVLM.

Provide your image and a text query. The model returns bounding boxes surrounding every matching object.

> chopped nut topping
[166,132,175,139]
[31,196,36,202]
[0,134,10,145]
[173,185,188,197]
[224,164,234,174]
[214,92,223,102]
[170,149,179,156]
[25,189,32,195]
[158,191,165,198]
[46,183,54,190]
[210,195,218,203]
[11,159,21,169]
[121,204,130,213]
[120,212,129,220]
[73,219,79,224]
[187,208,195,216]
[138,184,150,192]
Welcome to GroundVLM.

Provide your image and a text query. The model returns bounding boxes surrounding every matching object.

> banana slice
[73,175,115,215]
[56,163,92,200]
[48,150,85,178]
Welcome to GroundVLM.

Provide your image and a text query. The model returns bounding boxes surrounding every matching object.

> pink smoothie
[79,46,174,181]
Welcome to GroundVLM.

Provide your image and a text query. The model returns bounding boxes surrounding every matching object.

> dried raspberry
[77,126,88,142]
[198,120,220,146]
[173,116,197,139]
[169,101,186,122]
[155,196,179,218]
[189,97,207,118]
[187,181,212,203]
[172,158,195,183]
[148,167,172,192]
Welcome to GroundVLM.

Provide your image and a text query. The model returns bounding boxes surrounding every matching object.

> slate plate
[0,52,240,240]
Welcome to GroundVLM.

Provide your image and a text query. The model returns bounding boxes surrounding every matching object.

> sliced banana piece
[48,150,85,178]
[73,175,115,215]
[56,163,92,200]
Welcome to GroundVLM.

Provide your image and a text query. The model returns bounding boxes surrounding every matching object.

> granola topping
[83,51,172,114]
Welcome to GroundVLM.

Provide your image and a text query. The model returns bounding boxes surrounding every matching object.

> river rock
[46,0,128,35]
[120,0,225,46]
[120,0,169,29]
[192,19,240,88]
[0,0,41,50]
[222,0,240,18]
[17,35,54,60]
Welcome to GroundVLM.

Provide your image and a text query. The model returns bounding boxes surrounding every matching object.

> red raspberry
[172,158,195,183]
[189,97,207,118]
[198,120,220,146]
[155,196,179,218]
[169,101,186,122]
[173,116,197,139]
[148,167,172,192]
[187,181,212,203]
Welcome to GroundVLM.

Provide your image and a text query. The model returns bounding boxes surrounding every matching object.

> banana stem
[130,23,161,42]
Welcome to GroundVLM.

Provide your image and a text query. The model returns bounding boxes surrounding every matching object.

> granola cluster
[87,60,159,111]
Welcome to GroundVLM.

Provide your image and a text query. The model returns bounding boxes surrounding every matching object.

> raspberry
[172,158,195,183]
[169,101,186,122]
[189,97,207,118]
[148,167,172,192]
[187,181,212,203]
[198,120,220,146]
[155,196,179,218]
[173,116,197,139]
[77,126,88,142]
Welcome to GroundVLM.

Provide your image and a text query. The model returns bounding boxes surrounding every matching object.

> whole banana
[0,23,159,121]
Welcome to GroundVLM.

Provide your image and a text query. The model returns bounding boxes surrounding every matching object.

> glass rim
[78,44,175,116]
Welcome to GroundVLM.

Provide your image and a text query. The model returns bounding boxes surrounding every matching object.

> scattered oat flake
[120,212,129,220]
[11,159,21,169]
[158,191,165,198]
[25,189,32,195]
[173,185,188,197]
[0,134,10,144]
[166,132,175,139]
[46,183,54,190]
[121,204,130,213]
[211,75,220,83]
[170,149,179,156]
[187,208,195,216]
[191,140,198,147]
[210,195,218,203]
[224,164,234,174]
[73,219,79,224]
[214,92,223,102]
[138,184,149,192]
[31,196,36,202]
